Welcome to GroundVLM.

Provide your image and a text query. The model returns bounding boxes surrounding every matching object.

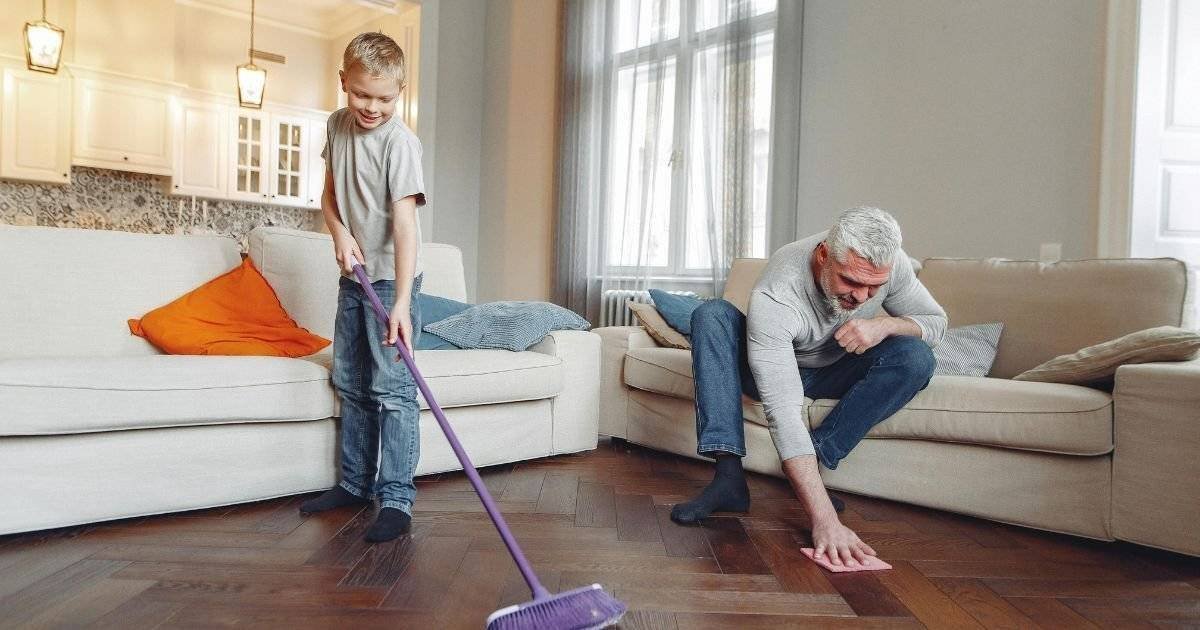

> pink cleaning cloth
[801,547,892,572]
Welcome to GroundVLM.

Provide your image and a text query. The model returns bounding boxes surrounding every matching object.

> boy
[298,32,427,544]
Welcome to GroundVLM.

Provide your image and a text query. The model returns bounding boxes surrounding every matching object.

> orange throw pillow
[128,257,330,357]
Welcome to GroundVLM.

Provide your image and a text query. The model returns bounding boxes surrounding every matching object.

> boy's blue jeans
[332,274,423,514]
[690,299,935,470]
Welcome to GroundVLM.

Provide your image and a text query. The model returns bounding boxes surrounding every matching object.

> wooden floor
[2,439,1199,629]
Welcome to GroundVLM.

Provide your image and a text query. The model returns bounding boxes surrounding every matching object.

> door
[1132,0,1200,325]
[1,68,71,184]
[229,111,270,203]
[269,115,307,207]
[305,116,327,210]
[73,78,173,175]
[172,99,227,197]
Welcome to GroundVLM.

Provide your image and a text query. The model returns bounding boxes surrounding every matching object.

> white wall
[418,0,486,301]
[477,0,560,303]
[796,0,1107,261]
[1,0,78,62]
[174,4,334,110]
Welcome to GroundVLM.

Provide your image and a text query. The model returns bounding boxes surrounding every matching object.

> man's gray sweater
[746,231,948,461]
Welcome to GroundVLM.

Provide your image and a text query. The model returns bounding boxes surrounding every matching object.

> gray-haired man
[669,207,948,567]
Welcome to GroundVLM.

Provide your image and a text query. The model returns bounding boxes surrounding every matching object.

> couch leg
[607,436,628,448]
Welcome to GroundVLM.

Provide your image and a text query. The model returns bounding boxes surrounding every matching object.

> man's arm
[747,291,877,566]
[882,253,947,345]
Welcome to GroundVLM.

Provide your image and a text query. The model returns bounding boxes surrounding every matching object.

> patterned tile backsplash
[0,167,320,251]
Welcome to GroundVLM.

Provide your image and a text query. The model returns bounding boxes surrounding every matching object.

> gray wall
[418,0,486,301]
[796,0,1107,261]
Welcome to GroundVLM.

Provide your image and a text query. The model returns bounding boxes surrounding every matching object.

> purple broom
[350,262,626,630]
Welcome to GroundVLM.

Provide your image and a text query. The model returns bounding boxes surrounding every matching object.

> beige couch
[597,256,1199,556]
[0,225,600,535]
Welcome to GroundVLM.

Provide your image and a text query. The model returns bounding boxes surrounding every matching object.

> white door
[172,99,227,198]
[1,68,71,184]
[229,110,270,203]
[1132,0,1200,325]
[73,78,174,175]
[305,117,327,210]
[269,115,307,207]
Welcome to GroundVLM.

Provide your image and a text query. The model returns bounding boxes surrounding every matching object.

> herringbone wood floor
[2,438,1198,629]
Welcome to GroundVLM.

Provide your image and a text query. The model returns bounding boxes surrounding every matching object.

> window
[606,0,776,277]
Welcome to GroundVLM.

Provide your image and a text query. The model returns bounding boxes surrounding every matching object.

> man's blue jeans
[690,298,935,470]
[332,274,423,514]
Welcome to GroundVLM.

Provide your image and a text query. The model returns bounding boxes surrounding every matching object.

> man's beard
[819,264,860,318]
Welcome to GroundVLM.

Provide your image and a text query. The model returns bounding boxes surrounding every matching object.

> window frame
[604,2,777,279]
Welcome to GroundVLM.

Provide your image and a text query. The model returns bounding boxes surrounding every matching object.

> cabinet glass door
[273,119,305,204]
[235,114,264,197]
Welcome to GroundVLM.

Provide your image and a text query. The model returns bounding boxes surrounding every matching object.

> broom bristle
[486,583,626,630]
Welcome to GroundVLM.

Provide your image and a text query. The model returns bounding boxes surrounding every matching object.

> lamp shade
[24,19,64,74]
[236,62,266,109]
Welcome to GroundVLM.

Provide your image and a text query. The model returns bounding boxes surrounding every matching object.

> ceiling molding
[174,0,398,40]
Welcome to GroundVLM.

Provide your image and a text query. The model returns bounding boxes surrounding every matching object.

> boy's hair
[343,32,407,89]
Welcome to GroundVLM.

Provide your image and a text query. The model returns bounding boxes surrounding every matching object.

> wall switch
[1039,242,1062,263]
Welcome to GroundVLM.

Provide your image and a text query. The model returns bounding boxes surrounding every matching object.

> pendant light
[24,0,65,74]
[236,0,266,108]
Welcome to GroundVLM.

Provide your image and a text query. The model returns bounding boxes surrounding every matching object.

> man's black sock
[364,508,412,543]
[299,487,369,515]
[669,455,750,524]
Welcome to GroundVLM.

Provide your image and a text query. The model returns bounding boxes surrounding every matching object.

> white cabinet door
[305,116,327,210]
[269,114,307,207]
[1,68,71,184]
[171,99,227,198]
[229,110,270,203]
[73,78,174,175]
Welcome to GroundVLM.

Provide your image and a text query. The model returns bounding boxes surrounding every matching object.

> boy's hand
[334,234,365,274]
[385,297,414,358]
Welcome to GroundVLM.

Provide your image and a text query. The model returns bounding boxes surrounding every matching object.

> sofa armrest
[528,330,602,454]
[1112,357,1200,556]
[591,326,658,439]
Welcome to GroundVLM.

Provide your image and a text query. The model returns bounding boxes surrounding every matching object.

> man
[669,207,947,567]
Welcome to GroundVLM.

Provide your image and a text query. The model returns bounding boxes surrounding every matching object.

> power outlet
[1039,242,1062,263]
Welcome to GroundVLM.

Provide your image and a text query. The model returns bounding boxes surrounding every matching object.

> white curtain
[556,0,803,323]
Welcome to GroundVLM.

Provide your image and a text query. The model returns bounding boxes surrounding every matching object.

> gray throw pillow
[933,323,1004,377]
[423,301,591,352]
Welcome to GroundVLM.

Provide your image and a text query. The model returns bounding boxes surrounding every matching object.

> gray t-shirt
[323,108,426,282]
[746,231,948,461]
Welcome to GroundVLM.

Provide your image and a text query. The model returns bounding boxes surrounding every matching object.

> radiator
[599,289,700,327]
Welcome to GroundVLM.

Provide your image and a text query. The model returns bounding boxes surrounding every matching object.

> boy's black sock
[364,507,412,543]
[298,486,369,515]
[669,455,750,524]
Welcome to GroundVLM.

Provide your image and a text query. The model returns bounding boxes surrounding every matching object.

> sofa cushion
[247,227,468,341]
[624,347,769,426]
[0,356,335,436]
[919,257,1188,378]
[809,375,1113,456]
[0,226,242,360]
[305,349,564,411]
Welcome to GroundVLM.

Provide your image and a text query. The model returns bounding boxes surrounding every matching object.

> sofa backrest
[0,225,242,359]
[919,257,1187,378]
[721,254,1188,378]
[248,227,467,341]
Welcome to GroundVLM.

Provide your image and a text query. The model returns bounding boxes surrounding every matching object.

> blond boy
[298,32,427,543]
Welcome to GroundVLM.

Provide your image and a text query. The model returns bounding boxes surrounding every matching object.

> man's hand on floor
[811,516,877,567]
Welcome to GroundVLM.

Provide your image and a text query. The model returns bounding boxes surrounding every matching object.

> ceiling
[177,0,419,40]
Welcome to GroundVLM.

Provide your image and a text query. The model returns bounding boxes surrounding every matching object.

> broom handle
[350,263,550,600]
